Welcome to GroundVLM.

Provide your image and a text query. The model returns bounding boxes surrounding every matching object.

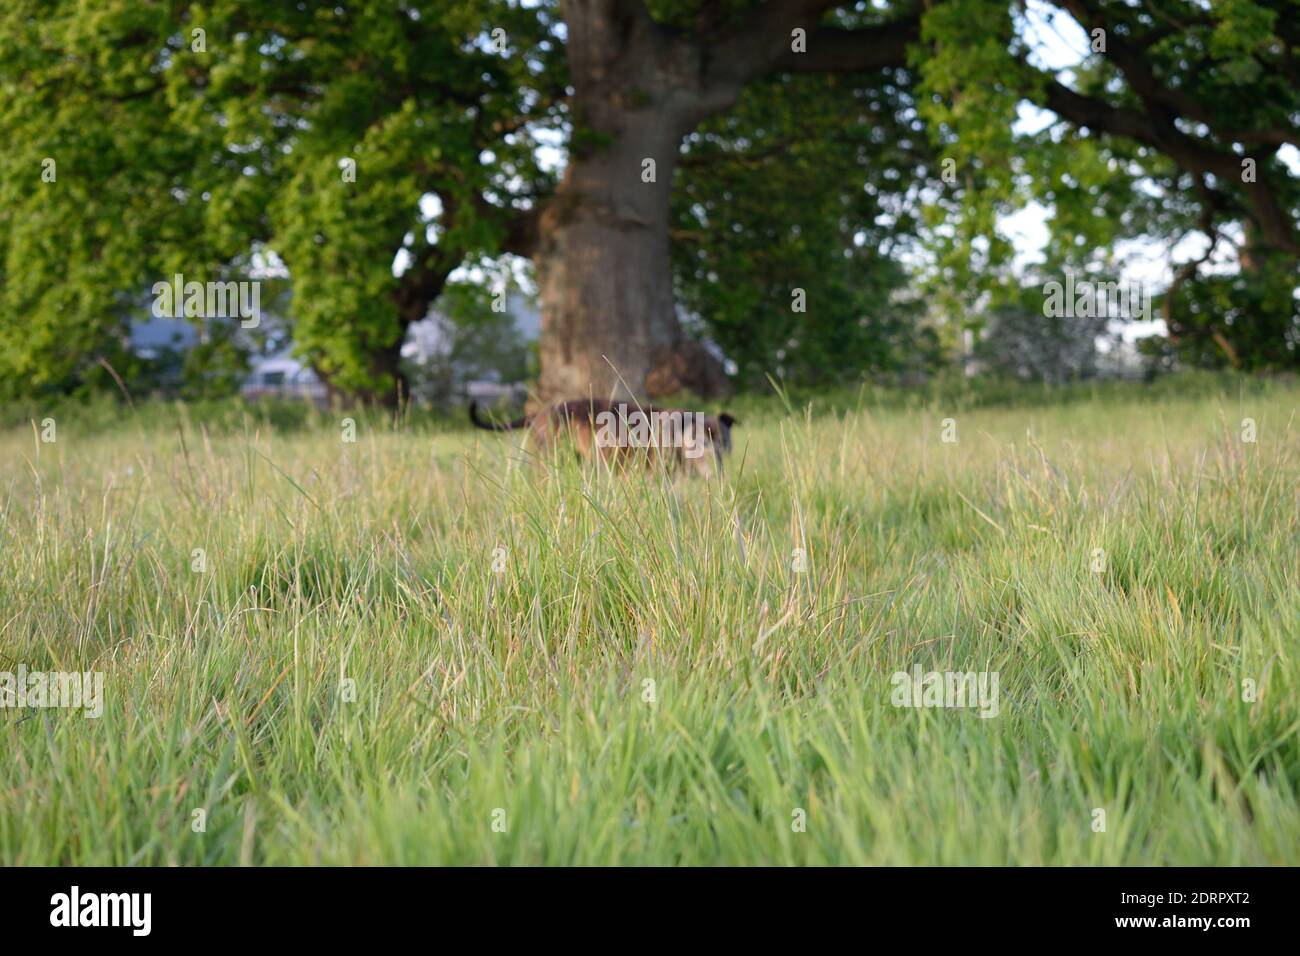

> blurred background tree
[1,0,1296,406]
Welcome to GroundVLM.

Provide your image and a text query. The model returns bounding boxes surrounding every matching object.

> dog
[470,398,738,476]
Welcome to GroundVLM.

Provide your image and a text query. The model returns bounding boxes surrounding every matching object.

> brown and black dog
[470,398,738,476]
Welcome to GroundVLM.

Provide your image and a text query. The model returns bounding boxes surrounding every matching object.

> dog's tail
[469,401,530,431]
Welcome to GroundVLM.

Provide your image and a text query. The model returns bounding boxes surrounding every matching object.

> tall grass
[1,378,1296,864]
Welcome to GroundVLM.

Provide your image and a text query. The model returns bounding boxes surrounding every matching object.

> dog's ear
[719,412,738,428]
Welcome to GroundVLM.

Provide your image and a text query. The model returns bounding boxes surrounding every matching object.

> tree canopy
[1,0,1296,403]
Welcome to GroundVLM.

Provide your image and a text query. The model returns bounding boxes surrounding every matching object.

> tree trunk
[532,0,921,403]
[527,1,920,404]
[534,1,730,405]
[536,117,679,401]
[314,337,408,410]
[363,338,410,409]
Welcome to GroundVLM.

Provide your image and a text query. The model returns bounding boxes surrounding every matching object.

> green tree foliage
[3,0,1297,401]
[673,69,940,389]
[916,0,1300,366]
[2,0,942,401]
[1153,252,1300,371]
[0,0,562,401]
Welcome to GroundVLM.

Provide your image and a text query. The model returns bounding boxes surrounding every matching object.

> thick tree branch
[501,203,544,258]
[1054,0,1298,149]
[1162,173,1223,331]
[1039,78,1300,255]
[391,257,455,326]
[685,2,917,126]
[769,19,921,74]
[706,1,916,88]
[562,0,661,78]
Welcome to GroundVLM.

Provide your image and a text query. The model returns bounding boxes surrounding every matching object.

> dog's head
[689,412,738,473]
[707,412,739,454]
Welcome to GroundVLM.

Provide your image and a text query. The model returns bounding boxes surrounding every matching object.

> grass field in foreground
[1,379,1297,864]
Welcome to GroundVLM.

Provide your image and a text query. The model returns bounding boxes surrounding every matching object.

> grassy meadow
[1,377,1297,865]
